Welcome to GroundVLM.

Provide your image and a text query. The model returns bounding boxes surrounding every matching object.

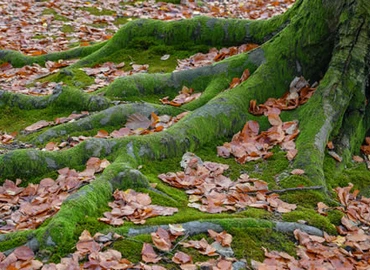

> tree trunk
[0,0,369,264]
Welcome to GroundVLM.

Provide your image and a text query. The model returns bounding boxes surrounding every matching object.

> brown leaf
[151,227,172,251]
[110,127,131,138]
[208,230,232,247]
[25,120,52,132]
[317,202,329,216]
[229,77,240,89]
[352,155,364,162]
[327,141,334,150]
[267,113,282,126]
[141,243,161,263]
[76,230,101,255]
[125,113,152,130]
[95,129,109,138]
[286,149,298,161]
[172,252,192,264]
[13,246,34,261]
[291,169,305,175]
[169,224,185,236]
[240,69,250,82]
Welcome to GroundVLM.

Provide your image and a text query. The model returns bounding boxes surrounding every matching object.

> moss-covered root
[0,85,110,112]
[126,218,324,238]
[103,48,264,100]
[0,41,106,68]
[294,1,370,186]
[34,159,148,254]
[334,96,368,163]
[69,8,301,69]
[0,54,290,181]
[31,103,185,145]
[0,138,116,181]
[0,0,342,183]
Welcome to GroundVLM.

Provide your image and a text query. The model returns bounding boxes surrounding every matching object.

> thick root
[293,0,370,186]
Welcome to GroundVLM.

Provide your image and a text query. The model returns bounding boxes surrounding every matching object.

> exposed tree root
[0,0,369,264]
[293,0,370,188]
[0,85,110,111]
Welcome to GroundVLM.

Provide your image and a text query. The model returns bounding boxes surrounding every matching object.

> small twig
[169,233,190,253]
[244,185,324,195]
[125,237,146,244]
[67,182,90,193]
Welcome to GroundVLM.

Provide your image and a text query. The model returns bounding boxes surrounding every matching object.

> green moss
[324,156,370,197]
[90,43,209,74]
[61,24,74,33]
[238,208,273,219]
[155,0,181,3]
[39,69,94,88]
[112,235,151,262]
[279,175,315,188]
[214,218,273,231]
[32,34,47,40]
[80,7,115,16]
[0,231,31,252]
[42,8,69,21]
[35,176,114,260]
[0,106,73,134]
[114,17,135,27]
[75,215,112,237]
[230,227,296,262]
[327,209,344,226]
[283,209,337,235]
[280,190,326,209]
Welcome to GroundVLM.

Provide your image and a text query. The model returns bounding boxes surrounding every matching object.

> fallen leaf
[25,120,52,132]
[291,169,305,175]
[172,252,192,264]
[125,113,152,130]
[141,243,161,263]
[160,54,170,60]
[328,151,342,162]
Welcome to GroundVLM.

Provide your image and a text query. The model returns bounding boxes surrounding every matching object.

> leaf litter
[160,86,202,107]
[217,76,317,163]
[0,0,292,95]
[0,224,240,269]
[0,157,109,233]
[98,189,178,226]
[0,0,294,54]
[38,111,189,151]
[159,152,297,214]
[253,183,370,269]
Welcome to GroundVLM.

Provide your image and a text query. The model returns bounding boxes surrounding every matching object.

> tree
[0,0,369,264]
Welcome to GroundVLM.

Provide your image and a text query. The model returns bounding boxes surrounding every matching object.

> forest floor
[2,1,370,269]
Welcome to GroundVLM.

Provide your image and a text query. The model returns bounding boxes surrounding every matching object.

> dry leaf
[291,169,305,175]
[172,252,192,264]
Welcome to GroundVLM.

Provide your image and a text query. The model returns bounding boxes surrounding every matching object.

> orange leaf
[240,69,250,82]
[327,141,334,150]
[151,112,159,124]
[80,41,90,47]
[229,77,240,89]
[29,50,47,56]
[154,125,164,132]
[95,129,109,138]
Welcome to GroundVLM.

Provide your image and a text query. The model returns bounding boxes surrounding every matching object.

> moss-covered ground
[1,0,370,266]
